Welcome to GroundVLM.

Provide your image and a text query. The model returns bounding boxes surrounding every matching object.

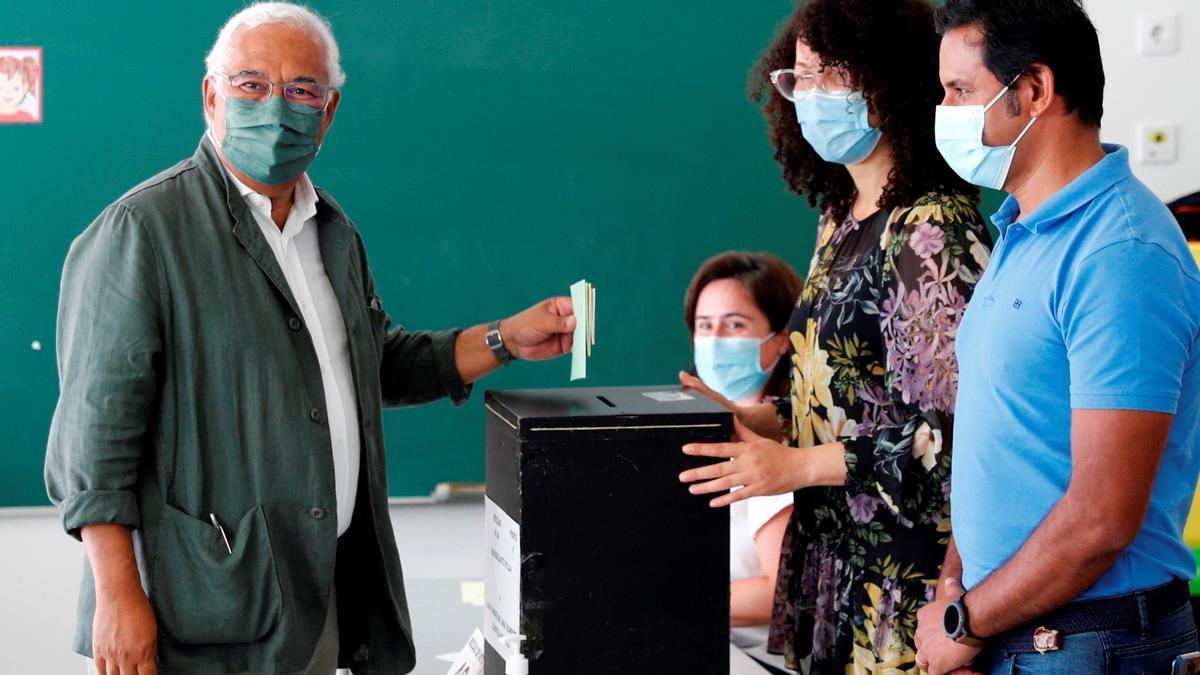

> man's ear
[1023,62,1056,119]
[318,89,340,143]
[202,76,216,123]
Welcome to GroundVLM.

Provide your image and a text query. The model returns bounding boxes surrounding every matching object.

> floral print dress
[767,192,992,674]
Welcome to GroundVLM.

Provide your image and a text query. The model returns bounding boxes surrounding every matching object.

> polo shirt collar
[990,144,1131,235]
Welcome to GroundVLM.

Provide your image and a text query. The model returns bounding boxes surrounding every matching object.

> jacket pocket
[366,305,390,352]
[151,503,282,645]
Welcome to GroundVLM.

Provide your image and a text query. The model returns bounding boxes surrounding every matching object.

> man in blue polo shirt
[912,1,1200,673]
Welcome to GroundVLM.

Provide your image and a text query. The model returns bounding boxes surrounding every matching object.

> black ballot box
[482,385,733,675]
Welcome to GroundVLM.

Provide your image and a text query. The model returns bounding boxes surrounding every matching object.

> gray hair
[205,2,346,88]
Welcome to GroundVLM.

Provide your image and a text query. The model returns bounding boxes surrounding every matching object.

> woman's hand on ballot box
[679,417,808,508]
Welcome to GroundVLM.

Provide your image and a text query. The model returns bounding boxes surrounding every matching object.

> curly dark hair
[749,0,978,216]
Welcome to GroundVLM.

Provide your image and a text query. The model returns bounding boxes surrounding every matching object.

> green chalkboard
[1,2,1004,505]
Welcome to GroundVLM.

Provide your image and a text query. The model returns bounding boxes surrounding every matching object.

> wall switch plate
[1136,122,1178,164]
[1137,11,1180,56]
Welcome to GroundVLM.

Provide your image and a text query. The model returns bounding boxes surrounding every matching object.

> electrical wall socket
[1136,123,1178,164]
[1136,11,1180,56]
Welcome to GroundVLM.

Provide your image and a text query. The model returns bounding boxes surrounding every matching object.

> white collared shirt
[224,166,361,537]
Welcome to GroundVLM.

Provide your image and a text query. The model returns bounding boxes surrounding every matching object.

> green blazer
[45,137,469,674]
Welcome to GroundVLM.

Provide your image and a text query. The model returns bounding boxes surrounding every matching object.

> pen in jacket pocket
[209,513,233,555]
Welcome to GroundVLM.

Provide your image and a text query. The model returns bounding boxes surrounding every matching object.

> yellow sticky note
[460,581,485,607]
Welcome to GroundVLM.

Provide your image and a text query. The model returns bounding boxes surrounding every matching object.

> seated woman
[683,251,802,670]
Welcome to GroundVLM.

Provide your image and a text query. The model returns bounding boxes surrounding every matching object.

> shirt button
[309,408,323,423]
[310,507,325,519]
[288,316,302,331]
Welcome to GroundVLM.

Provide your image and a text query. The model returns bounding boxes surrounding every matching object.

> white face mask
[934,77,1037,191]
[794,91,882,165]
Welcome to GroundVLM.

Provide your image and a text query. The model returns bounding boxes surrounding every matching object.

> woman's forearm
[731,576,775,626]
[738,402,787,441]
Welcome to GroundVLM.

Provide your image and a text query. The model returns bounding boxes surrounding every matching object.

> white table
[404,578,771,674]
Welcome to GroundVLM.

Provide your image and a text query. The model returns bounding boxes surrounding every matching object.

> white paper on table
[443,628,485,675]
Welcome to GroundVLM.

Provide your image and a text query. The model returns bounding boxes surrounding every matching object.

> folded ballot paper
[569,279,595,381]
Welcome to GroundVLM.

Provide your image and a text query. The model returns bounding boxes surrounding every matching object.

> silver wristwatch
[484,320,515,364]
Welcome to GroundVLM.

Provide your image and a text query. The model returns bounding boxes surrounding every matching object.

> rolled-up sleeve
[45,204,162,540]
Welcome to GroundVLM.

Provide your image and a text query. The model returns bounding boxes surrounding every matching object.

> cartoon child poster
[0,47,42,124]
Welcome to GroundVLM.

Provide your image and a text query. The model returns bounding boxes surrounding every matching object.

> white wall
[0,500,485,675]
[1086,0,1200,203]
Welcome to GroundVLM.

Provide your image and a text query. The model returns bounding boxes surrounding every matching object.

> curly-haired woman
[679,0,994,671]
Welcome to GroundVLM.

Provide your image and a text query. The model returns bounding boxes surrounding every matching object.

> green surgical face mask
[217,94,324,185]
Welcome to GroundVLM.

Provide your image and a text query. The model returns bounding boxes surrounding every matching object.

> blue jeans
[981,604,1198,674]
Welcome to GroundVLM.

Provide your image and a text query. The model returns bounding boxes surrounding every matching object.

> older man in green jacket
[44,4,574,674]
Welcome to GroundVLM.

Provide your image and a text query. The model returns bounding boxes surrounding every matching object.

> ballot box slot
[596,395,616,407]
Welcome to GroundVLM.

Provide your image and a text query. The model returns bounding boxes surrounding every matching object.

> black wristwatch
[484,320,515,365]
[944,594,985,647]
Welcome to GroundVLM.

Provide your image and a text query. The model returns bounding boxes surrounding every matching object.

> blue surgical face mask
[793,91,881,165]
[934,79,1037,191]
[693,334,779,402]
[215,91,325,185]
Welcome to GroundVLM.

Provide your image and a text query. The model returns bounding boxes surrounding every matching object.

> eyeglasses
[213,72,334,111]
[769,68,854,102]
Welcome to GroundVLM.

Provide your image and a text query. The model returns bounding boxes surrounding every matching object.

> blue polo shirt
[952,145,1200,600]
